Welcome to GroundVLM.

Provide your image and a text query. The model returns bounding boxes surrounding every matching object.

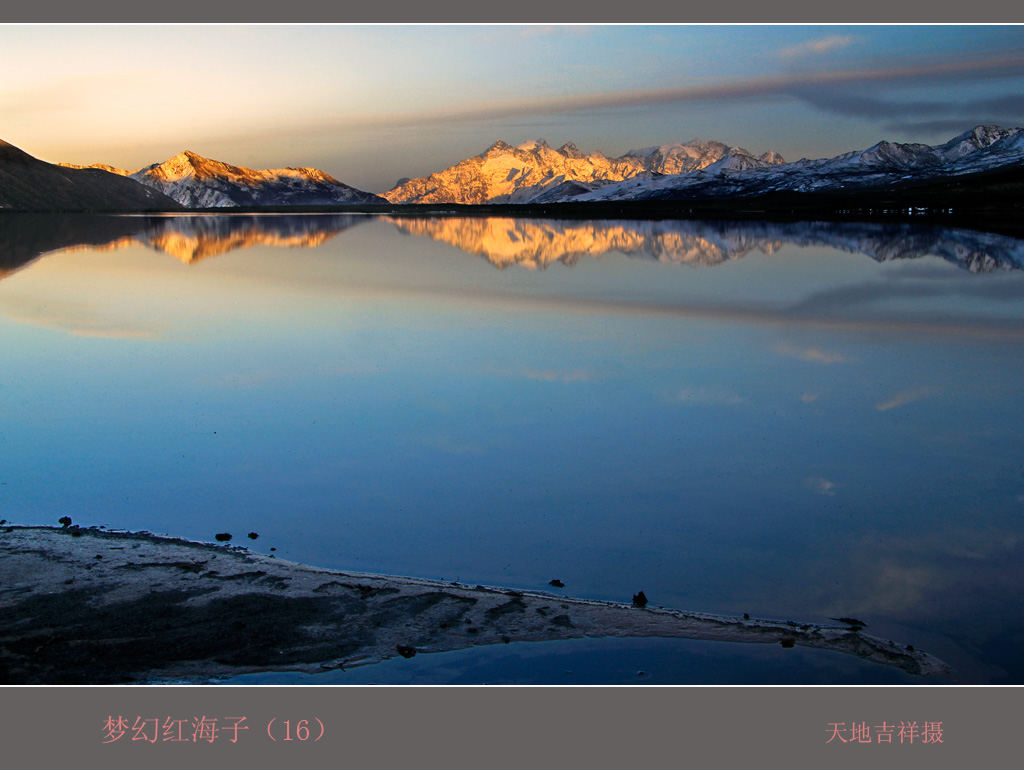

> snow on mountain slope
[937,125,1018,160]
[128,151,386,208]
[49,124,1023,209]
[620,140,778,175]
[63,152,384,208]
[383,139,785,204]
[560,125,1024,204]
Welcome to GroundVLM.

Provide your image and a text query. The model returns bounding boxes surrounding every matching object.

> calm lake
[3,213,1024,684]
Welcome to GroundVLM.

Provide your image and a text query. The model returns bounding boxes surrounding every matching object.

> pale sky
[2,25,1023,193]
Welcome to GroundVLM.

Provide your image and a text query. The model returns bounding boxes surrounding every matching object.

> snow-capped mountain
[63,151,385,208]
[132,152,387,208]
[550,126,1024,204]
[35,124,1024,211]
[383,139,785,204]
[621,140,782,174]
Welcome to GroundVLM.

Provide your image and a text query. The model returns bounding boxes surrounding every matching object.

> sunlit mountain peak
[124,152,385,208]
[386,138,785,205]
[57,162,131,176]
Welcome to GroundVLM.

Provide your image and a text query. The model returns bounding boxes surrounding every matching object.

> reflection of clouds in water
[416,435,485,456]
[847,563,936,615]
[775,342,848,364]
[777,34,858,60]
[665,387,747,407]
[0,294,160,339]
[521,368,596,384]
[875,386,935,412]
[483,365,599,384]
[66,328,155,339]
[879,526,1024,561]
[212,370,282,389]
[210,362,374,390]
[791,272,1024,318]
[833,526,1024,618]
[749,524,1024,623]
[805,477,838,496]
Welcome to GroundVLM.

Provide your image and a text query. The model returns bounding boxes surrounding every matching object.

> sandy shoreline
[0,526,952,684]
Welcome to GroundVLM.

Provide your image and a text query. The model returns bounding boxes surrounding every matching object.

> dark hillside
[0,140,182,212]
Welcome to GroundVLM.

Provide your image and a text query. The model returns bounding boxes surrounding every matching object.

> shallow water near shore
[230,636,922,686]
[3,213,1024,683]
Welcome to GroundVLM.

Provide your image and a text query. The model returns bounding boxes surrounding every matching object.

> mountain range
[60,151,386,208]
[546,125,1024,205]
[0,125,1022,213]
[382,138,785,204]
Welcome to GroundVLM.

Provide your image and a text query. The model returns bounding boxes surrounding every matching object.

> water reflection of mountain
[133,214,366,264]
[386,217,1024,274]
[4,214,1024,281]
[0,214,368,278]
[0,215,141,279]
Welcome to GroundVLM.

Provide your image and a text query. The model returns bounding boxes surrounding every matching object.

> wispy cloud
[789,88,947,120]
[887,525,1024,561]
[875,386,935,412]
[828,525,1024,616]
[775,342,848,364]
[517,26,592,39]
[800,392,819,403]
[212,50,1024,141]
[885,118,1018,136]
[791,273,1024,320]
[778,35,858,60]
[486,365,597,384]
[521,367,596,384]
[0,71,175,121]
[791,86,1024,131]
[65,327,156,339]
[665,387,747,407]
[213,369,287,389]
[850,563,935,614]
[0,295,160,339]
[417,435,485,455]
[804,477,839,496]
